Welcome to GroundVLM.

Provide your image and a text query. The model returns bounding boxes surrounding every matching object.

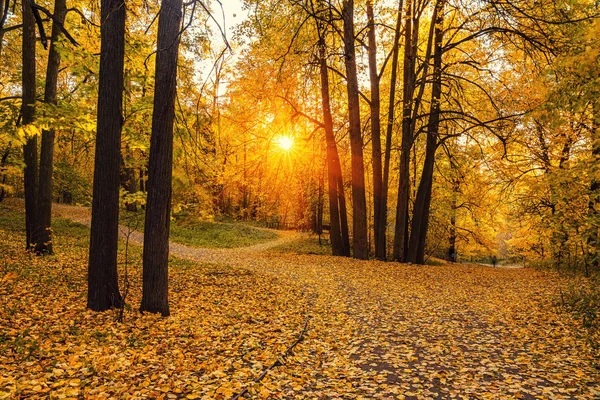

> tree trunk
[318,31,347,256]
[0,148,9,202]
[447,160,459,262]
[342,0,369,259]
[380,0,404,261]
[393,0,416,262]
[35,0,68,255]
[0,0,8,60]
[367,0,384,259]
[140,0,183,317]
[338,175,351,255]
[87,0,126,311]
[407,0,444,265]
[22,0,39,251]
[588,100,600,270]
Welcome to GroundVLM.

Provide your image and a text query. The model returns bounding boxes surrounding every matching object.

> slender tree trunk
[87,0,126,311]
[407,0,444,265]
[342,0,368,259]
[338,175,351,255]
[588,100,600,270]
[447,158,458,262]
[35,0,68,255]
[0,0,8,60]
[22,0,39,250]
[380,0,404,260]
[367,0,384,259]
[393,0,416,262]
[0,148,9,202]
[318,31,347,256]
[140,0,183,316]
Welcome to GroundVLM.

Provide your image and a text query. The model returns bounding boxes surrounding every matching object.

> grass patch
[271,236,332,255]
[120,210,279,248]
[170,220,278,248]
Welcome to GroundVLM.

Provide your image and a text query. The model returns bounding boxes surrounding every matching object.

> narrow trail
[52,203,600,399]
[53,203,302,264]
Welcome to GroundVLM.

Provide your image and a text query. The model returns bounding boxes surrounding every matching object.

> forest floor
[1,201,599,399]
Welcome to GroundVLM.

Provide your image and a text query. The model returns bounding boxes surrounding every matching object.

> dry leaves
[1,203,599,398]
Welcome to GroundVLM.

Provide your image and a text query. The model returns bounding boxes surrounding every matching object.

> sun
[276,135,294,151]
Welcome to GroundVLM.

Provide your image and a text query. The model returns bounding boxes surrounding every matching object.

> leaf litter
[0,202,599,399]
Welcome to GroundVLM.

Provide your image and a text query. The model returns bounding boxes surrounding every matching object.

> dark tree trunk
[87,0,126,311]
[393,0,417,262]
[140,0,183,317]
[588,100,600,271]
[35,0,68,255]
[0,0,8,59]
[318,30,348,256]
[447,162,459,262]
[380,0,404,261]
[342,0,369,260]
[338,175,351,255]
[0,148,9,202]
[316,167,324,234]
[22,0,39,250]
[407,0,444,265]
[366,0,384,259]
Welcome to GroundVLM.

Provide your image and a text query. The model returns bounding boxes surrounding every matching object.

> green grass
[170,220,278,248]
[270,236,332,255]
[120,210,279,248]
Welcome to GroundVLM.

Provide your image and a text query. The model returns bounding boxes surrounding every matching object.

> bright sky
[209,0,248,46]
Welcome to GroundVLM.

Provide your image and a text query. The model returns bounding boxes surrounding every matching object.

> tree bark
[22,0,39,251]
[588,100,600,271]
[0,148,9,202]
[140,0,183,316]
[36,0,68,255]
[380,0,404,261]
[87,0,126,311]
[342,0,369,259]
[0,0,8,60]
[318,30,348,256]
[447,157,458,262]
[393,0,417,262]
[407,0,444,265]
[367,0,384,259]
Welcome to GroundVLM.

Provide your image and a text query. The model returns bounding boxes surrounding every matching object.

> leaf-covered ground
[1,201,599,399]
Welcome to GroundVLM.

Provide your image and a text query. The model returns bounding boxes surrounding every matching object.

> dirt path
[53,203,301,263]
[52,204,600,398]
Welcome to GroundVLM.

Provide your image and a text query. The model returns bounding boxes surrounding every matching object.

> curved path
[52,203,599,399]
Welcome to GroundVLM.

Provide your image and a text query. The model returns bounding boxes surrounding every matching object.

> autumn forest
[1,0,600,397]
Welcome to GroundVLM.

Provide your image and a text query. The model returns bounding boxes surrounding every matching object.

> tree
[366,0,384,259]
[87,0,126,311]
[140,0,183,316]
[22,0,38,251]
[35,0,68,255]
[380,0,404,260]
[317,20,350,257]
[393,0,419,262]
[406,0,444,264]
[342,0,368,259]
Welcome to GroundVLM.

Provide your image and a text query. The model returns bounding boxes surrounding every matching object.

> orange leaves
[1,201,600,398]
